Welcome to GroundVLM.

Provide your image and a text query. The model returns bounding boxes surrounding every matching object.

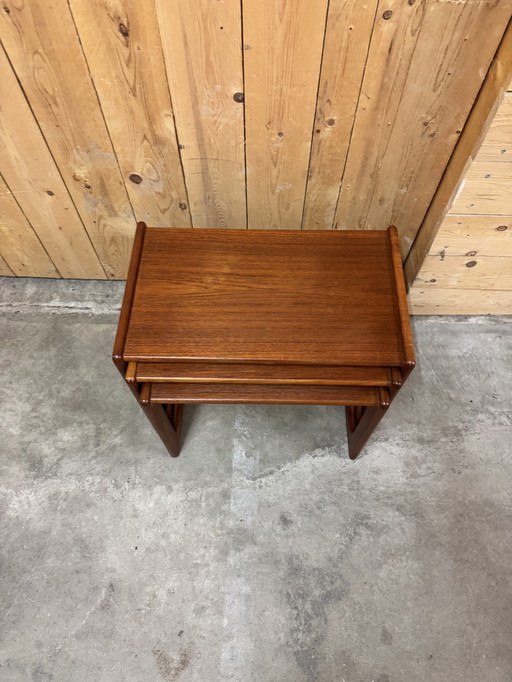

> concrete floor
[1,278,511,682]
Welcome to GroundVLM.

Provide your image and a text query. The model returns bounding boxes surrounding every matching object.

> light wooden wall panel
[0,255,15,277]
[475,94,512,163]
[408,288,512,315]
[404,21,512,287]
[0,0,134,278]
[302,0,378,230]
[244,0,329,229]
[156,0,246,229]
[0,175,59,277]
[1,0,511,280]
[333,0,511,252]
[411,85,512,314]
[415,256,512,291]
[427,216,512,258]
[451,162,512,216]
[0,44,105,278]
[67,0,191,229]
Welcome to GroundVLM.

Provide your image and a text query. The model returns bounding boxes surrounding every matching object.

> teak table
[113,223,415,460]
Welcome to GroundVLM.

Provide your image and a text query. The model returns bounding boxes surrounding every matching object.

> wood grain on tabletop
[122,227,406,367]
[148,382,382,406]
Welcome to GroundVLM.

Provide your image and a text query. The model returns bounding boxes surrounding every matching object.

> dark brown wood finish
[112,221,181,457]
[388,226,416,380]
[113,223,415,459]
[123,228,404,366]
[149,382,382,406]
[134,362,392,386]
[346,387,391,460]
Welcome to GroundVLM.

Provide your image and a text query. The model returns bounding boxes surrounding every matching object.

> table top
[122,226,412,367]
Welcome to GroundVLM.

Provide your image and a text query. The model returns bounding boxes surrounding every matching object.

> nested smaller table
[113,223,415,460]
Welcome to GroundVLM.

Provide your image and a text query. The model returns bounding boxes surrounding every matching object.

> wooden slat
[0,44,105,279]
[474,93,512,163]
[334,0,511,249]
[427,215,512,258]
[415,255,512,291]
[409,288,512,315]
[450,162,512,215]
[112,222,147,366]
[0,0,135,279]
[243,0,330,229]
[135,362,392,386]
[0,175,59,277]
[150,382,381,406]
[67,0,191,228]
[301,0,378,230]
[125,361,138,383]
[404,20,512,288]
[155,0,245,229]
[0,254,15,277]
[388,226,415,371]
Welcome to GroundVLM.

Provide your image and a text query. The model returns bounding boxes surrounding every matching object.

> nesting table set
[113,223,415,460]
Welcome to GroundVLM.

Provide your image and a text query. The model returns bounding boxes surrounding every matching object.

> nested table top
[122,226,411,367]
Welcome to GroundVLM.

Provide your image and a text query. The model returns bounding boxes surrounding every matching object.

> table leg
[133,386,182,457]
[139,400,182,458]
[113,360,182,457]
[345,387,390,460]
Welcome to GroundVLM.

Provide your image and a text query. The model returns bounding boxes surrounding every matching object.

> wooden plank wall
[0,1,510,280]
[410,81,512,315]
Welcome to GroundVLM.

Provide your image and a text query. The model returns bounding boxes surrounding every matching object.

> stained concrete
[1,277,511,682]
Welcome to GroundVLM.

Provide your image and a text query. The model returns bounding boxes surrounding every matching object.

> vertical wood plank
[474,93,512,163]
[302,0,378,230]
[156,0,246,229]
[67,0,191,228]
[243,0,329,229]
[404,19,512,287]
[0,44,106,279]
[0,255,15,277]
[450,162,512,215]
[0,0,135,278]
[0,175,59,277]
[334,0,511,248]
